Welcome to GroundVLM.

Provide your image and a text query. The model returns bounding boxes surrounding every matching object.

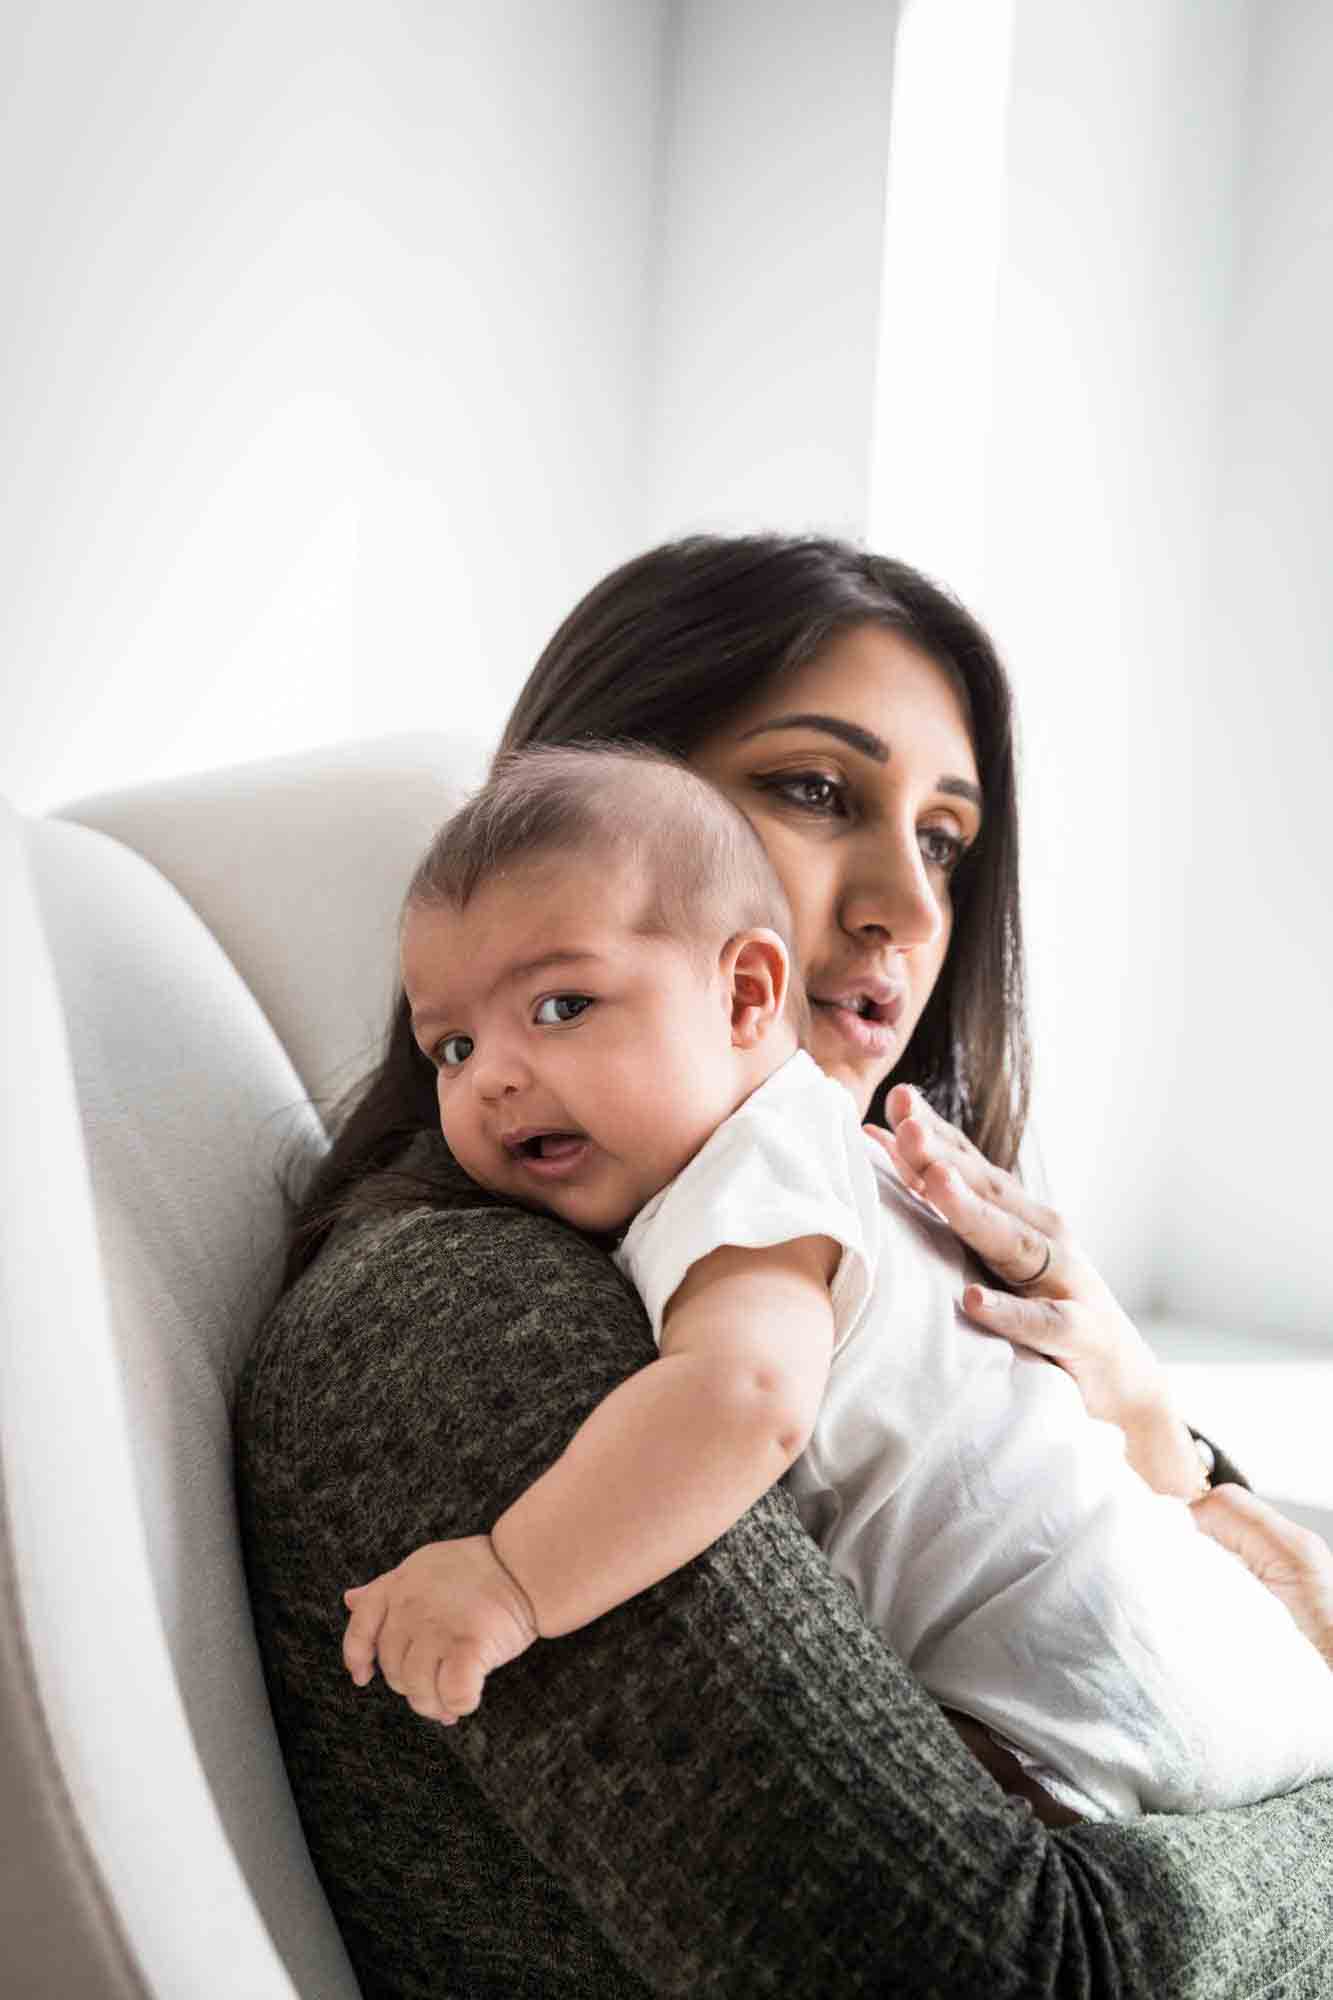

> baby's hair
[407,743,803,1019]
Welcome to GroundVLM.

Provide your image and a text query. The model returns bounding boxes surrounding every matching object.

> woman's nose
[838,830,944,948]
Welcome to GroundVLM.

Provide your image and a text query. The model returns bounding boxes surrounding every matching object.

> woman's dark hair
[282,533,1029,1287]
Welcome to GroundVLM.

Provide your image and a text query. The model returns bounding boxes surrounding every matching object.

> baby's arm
[493,1233,838,1633]
[342,1234,836,1719]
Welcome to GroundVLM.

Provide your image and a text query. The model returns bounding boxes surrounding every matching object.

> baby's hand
[342,1535,539,1725]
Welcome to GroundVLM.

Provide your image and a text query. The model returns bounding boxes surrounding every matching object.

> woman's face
[688,624,982,1118]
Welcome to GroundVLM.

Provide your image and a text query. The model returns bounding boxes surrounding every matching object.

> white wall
[649,0,898,541]
[7,0,1330,1344]
[645,0,1333,1343]
[1160,0,1333,1344]
[0,0,667,810]
[977,0,1253,1312]
[862,0,1256,1315]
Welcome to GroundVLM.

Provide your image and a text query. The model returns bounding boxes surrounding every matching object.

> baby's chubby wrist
[486,1525,545,1643]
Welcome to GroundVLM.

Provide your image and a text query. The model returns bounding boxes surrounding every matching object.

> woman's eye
[919,826,967,873]
[436,1033,474,1069]
[761,772,847,815]
[534,994,594,1026]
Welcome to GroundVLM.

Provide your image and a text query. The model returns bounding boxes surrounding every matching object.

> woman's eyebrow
[938,775,983,808]
[737,713,982,807]
[737,713,889,762]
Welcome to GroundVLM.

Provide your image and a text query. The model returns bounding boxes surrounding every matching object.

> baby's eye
[436,1033,474,1069]
[534,994,594,1025]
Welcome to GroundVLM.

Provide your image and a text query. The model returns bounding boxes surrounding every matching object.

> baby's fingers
[434,1655,487,1725]
[342,1579,388,1687]
[401,1645,487,1727]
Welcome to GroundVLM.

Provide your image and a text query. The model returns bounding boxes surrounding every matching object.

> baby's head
[401,743,806,1233]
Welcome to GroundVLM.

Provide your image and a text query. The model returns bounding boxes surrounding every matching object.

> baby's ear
[723,929,790,1048]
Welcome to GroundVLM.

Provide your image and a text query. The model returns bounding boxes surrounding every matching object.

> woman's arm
[237,1196,1333,2000]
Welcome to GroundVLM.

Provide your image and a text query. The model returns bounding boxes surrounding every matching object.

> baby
[343,744,1333,1821]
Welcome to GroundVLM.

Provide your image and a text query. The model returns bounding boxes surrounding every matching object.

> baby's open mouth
[504,1130,586,1160]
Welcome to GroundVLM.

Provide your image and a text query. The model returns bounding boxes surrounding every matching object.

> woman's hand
[1192,1487,1333,1669]
[866,1085,1204,1499]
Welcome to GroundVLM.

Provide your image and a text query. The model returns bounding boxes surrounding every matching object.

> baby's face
[401,855,758,1233]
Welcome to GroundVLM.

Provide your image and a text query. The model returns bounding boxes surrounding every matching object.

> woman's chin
[807,1016,887,1121]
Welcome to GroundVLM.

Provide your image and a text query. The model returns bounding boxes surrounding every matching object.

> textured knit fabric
[235,1136,1333,1999]
[616,1052,1333,1821]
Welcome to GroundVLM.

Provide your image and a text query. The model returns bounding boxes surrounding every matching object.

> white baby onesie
[615,1050,1333,1819]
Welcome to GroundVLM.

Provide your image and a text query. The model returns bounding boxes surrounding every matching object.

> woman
[237,535,1333,1998]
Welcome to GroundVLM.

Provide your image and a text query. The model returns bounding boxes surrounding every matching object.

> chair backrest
[58,730,488,1106]
[1,732,485,1998]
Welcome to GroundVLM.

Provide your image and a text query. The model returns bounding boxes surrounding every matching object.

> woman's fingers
[1192,1486,1333,1669]
[917,1159,1055,1290]
[862,1124,923,1194]
[875,1092,1204,1492]
[885,1082,972,1158]
[875,1086,1063,1291]
[885,1090,1056,1232]
[962,1282,1071,1356]
[1192,1484,1328,1579]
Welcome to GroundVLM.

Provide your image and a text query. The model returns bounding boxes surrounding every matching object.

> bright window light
[868,0,1016,608]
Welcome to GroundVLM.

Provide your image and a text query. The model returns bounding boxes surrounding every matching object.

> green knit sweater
[235,1178,1333,1998]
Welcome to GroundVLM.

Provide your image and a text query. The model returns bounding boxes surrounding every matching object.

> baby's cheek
[440,1112,493,1191]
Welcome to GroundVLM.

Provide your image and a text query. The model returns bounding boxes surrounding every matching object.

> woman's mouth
[809,991,904,1058]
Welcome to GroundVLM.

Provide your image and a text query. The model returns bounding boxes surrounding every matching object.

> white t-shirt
[615,1051,1333,1819]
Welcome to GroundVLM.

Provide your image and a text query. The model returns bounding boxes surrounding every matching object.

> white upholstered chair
[0,734,485,1998]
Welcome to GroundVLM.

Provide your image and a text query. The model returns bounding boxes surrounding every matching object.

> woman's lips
[810,998,900,1058]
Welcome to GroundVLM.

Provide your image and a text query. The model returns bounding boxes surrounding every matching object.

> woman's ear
[722,929,790,1049]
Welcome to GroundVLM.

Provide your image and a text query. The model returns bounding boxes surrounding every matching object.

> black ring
[1010,1237,1052,1291]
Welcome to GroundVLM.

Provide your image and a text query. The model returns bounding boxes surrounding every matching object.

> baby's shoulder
[731,1051,865,1158]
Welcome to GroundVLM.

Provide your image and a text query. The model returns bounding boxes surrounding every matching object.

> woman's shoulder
[242,1167,648,1423]
[236,1162,656,1547]
[297,1192,601,1304]
[286,1118,629,1312]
